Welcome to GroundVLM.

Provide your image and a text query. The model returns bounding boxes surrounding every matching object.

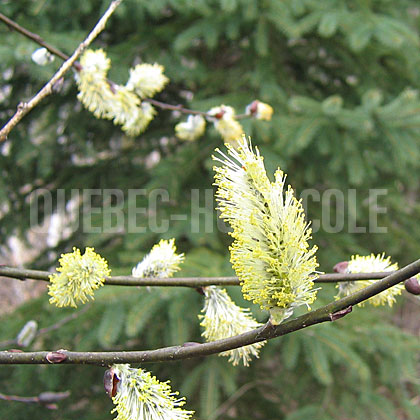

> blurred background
[0,0,419,419]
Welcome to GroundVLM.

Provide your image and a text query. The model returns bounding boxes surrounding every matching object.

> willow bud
[405,276,420,295]
[333,261,349,273]
[104,368,120,398]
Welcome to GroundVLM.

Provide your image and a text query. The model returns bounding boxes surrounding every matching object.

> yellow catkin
[213,137,319,324]
[336,253,403,307]
[200,286,265,366]
[48,247,110,308]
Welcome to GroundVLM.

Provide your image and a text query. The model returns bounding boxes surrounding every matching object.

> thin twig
[0,306,90,349]
[144,98,211,117]
[0,12,254,123]
[0,257,418,366]
[144,99,250,120]
[0,12,71,63]
[210,380,270,420]
[0,0,123,142]
[0,390,70,409]
[0,265,395,286]
[37,305,90,336]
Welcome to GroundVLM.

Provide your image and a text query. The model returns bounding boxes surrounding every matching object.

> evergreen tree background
[0,1,419,419]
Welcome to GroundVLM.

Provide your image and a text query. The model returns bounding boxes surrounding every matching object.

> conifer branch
[0,265,394,286]
[0,258,418,366]
[0,0,123,142]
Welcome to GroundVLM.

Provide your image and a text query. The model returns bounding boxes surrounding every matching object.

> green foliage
[0,0,419,419]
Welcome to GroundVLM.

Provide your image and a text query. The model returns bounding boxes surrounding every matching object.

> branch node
[255,319,275,340]
[52,77,64,93]
[17,102,28,111]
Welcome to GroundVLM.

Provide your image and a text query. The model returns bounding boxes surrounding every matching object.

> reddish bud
[73,62,82,72]
[329,306,352,321]
[46,350,67,364]
[104,368,120,398]
[405,277,420,295]
[333,261,349,273]
[182,341,201,347]
[213,110,225,119]
[248,100,259,115]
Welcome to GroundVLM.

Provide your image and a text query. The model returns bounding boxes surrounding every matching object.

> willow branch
[0,390,70,409]
[0,306,89,349]
[143,98,212,117]
[0,0,122,142]
[0,258,418,366]
[210,380,269,420]
[0,265,394,287]
[0,12,254,123]
[0,12,70,62]
[144,99,250,120]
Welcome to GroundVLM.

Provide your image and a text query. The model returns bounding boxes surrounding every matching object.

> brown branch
[0,390,70,409]
[144,99,250,120]
[209,380,270,420]
[0,265,395,287]
[0,13,256,123]
[0,12,70,63]
[144,98,212,117]
[37,305,90,336]
[0,0,123,142]
[0,306,90,349]
[143,99,254,120]
[0,257,418,366]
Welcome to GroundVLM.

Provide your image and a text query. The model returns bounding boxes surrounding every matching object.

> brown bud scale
[405,277,420,295]
[46,351,67,364]
[104,368,120,398]
[333,261,349,273]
